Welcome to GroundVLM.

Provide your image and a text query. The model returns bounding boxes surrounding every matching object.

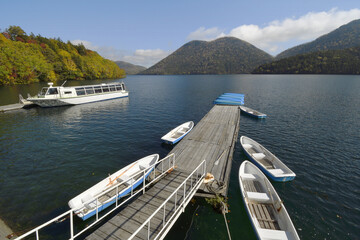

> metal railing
[16,153,176,240]
[129,159,206,240]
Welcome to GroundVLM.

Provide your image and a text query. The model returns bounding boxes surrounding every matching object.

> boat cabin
[38,82,126,99]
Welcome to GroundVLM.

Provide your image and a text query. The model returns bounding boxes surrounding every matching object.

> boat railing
[15,153,176,240]
[129,159,206,240]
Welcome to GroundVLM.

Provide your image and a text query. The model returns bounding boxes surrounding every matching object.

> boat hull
[29,92,128,107]
[69,154,159,220]
[240,106,266,118]
[243,150,295,182]
[240,136,296,182]
[161,121,194,145]
[80,169,154,221]
[238,161,300,240]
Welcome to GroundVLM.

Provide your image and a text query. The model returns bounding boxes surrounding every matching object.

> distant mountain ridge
[253,46,360,74]
[140,37,274,75]
[115,61,146,75]
[276,19,360,59]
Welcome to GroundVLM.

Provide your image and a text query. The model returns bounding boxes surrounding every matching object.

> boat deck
[243,177,280,230]
[248,202,280,230]
[168,104,241,197]
[246,147,275,169]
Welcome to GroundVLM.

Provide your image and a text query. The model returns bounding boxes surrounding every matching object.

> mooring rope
[205,179,232,240]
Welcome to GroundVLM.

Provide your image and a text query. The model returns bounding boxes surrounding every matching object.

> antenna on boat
[61,80,67,87]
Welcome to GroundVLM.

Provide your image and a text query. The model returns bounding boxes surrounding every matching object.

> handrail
[15,153,176,240]
[129,159,206,240]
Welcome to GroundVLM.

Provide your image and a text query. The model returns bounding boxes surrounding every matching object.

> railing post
[116,186,118,207]
[163,203,166,227]
[36,230,39,240]
[70,210,74,240]
[96,198,99,220]
[183,182,186,212]
[148,221,150,240]
[143,170,146,194]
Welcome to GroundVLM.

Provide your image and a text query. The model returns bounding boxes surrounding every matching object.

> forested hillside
[253,46,360,74]
[276,19,360,59]
[0,26,125,85]
[140,37,273,74]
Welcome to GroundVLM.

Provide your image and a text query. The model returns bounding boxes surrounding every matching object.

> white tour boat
[27,81,128,107]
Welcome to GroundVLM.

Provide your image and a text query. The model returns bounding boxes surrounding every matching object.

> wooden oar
[106,162,138,186]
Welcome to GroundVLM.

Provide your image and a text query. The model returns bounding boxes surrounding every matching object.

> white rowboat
[239,160,300,240]
[241,136,296,182]
[68,154,159,220]
[161,121,194,144]
[240,106,266,118]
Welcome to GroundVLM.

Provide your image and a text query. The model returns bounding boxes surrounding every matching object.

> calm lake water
[0,75,359,239]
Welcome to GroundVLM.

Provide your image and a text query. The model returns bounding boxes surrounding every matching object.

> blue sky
[1,0,360,67]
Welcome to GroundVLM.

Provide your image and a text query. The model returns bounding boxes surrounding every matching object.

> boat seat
[139,164,148,170]
[242,144,252,149]
[242,173,257,180]
[247,192,271,203]
[257,229,289,240]
[252,153,266,160]
[268,169,284,175]
[118,174,134,186]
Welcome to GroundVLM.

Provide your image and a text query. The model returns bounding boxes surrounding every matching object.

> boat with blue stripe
[240,106,267,118]
[161,121,194,145]
[68,154,159,220]
[240,136,296,182]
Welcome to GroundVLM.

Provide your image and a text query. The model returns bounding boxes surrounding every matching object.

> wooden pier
[0,103,25,112]
[169,104,241,197]
[84,104,241,239]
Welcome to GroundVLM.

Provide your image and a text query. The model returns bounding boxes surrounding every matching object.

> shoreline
[0,218,15,240]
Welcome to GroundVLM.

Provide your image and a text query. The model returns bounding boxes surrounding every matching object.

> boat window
[121,84,125,90]
[94,86,102,93]
[102,86,109,92]
[85,87,94,94]
[40,88,48,96]
[116,85,122,91]
[47,88,58,95]
[75,87,86,96]
[110,85,116,91]
[64,91,72,94]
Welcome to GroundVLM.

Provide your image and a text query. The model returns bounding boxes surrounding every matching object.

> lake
[0,75,359,239]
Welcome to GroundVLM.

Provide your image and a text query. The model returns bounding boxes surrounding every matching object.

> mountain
[0,26,125,85]
[253,46,360,74]
[114,61,146,75]
[276,19,360,59]
[140,37,274,75]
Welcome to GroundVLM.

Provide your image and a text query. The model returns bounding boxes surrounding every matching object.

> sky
[1,0,360,67]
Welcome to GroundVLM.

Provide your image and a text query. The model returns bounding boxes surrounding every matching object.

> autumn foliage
[0,26,125,85]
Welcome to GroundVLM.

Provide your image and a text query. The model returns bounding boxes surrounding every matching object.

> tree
[5,26,26,41]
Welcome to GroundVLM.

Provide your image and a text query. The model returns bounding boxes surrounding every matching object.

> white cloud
[187,8,360,54]
[123,49,171,67]
[187,27,224,41]
[71,40,169,67]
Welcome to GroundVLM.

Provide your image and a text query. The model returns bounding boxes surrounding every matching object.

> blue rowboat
[223,93,245,97]
[239,161,300,239]
[68,154,159,220]
[214,99,244,105]
[161,121,194,145]
[240,106,266,118]
[240,136,296,182]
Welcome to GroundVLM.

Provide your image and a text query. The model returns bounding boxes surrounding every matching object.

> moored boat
[240,136,296,182]
[27,82,128,107]
[68,154,159,220]
[239,160,300,240]
[161,121,194,144]
[240,106,266,118]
